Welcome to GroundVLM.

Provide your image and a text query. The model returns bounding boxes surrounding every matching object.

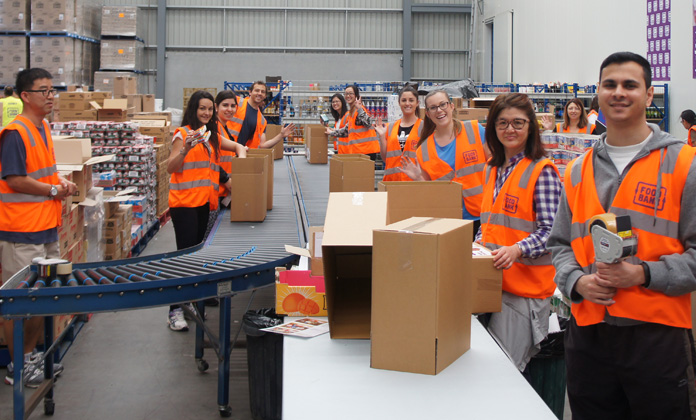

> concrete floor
[0,220,275,420]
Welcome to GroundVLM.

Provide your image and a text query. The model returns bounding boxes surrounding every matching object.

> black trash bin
[243,308,284,420]
[525,316,568,420]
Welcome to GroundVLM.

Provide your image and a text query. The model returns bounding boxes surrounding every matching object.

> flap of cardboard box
[377,217,471,235]
[322,192,387,247]
[285,244,311,258]
[103,98,128,110]
[57,154,116,171]
[89,101,102,110]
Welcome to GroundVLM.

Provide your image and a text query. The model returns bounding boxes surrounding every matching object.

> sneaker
[4,362,13,386]
[31,352,64,377]
[4,357,64,387]
[168,308,189,332]
[182,303,197,321]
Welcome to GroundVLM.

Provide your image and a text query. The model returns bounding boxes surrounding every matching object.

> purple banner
[646,0,671,81]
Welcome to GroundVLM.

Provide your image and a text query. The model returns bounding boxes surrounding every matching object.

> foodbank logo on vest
[633,182,666,211]
[503,193,518,214]
[462,150,478,164]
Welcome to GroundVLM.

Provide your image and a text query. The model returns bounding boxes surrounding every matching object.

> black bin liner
[243,309,284,420]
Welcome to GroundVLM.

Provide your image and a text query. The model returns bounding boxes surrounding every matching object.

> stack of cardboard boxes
[103,198,133,260]
[54,91,111,122]
[0,35,26,86]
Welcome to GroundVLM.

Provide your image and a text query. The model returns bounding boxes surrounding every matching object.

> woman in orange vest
[215,90,245,205]
[541,98,596,134]
[324,84,380,159]
[586,95,599,126]
[475,93,562,374]
[327,93,347,152]
[373,85,422,181]
[400,89,490,236]
[166,90,246,331]
[680,109,696,146]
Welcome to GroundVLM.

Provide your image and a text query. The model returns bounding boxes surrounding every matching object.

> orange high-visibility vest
[556,122,595,134]
[383,119,422,181]
[480,157,559,299]
[416,121,486,217]
[564,146,696,328]
[688,126,696,147]
[228,97,267,149]
[337,104,380,155]
[0,116,61,233]
[168,126,221,211]
[217,120,237,198]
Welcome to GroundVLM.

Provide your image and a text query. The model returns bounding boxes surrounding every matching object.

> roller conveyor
[0,156,308,420]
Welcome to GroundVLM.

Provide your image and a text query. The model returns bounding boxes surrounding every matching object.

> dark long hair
[485,93,546,168]
[182,90,219,158]
[215,90,238,106]
[330,93,347,122]
[417,89,462,148]
[562,98,589,130]
[681,109,696,127]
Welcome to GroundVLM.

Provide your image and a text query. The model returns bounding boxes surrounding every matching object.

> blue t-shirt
[432,123,486,221]
[237,105,266,147]
[0,127,58,244]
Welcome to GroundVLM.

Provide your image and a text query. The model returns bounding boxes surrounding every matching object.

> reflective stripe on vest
[564,146,695,328]
[416,120,486,217]
[169,126,220,210]
[383,118,422,181]
[480,158,558,298]
[0,116,61,233]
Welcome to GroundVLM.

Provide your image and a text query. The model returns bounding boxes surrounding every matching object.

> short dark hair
[250,81,266,93]
[215,90,238,106]
[345,84,360,99]
[485,93,546,168]
[15,68,52,96]
[3,86,13,97]
[599,52,652,88]
[681,109,696,126]
[329,93,347,122]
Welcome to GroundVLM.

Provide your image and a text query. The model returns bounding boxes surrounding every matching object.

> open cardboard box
[305,124,328,164]
[53,136,92,165]
[371,217,473,375]
[247,148,274,210]
[329,154,375,192]
[285,226,324,276]
[322,192,388,339]
[228,155,268,222]
[471,243,503,313]
[98,98,130,122]
[57,155,116,202]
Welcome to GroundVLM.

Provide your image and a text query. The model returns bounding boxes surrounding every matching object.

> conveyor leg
[13,318,24,420]
[217,295,231,416]
[194,301,205,364]
[43,315,54,399]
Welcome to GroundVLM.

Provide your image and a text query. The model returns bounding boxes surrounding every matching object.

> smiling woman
[476,92,562,379]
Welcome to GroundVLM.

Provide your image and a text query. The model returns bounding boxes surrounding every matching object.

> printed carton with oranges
[276,270,327,317]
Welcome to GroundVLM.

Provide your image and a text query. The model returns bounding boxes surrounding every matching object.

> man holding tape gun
[0,68,76,387]
[548,52,696,419]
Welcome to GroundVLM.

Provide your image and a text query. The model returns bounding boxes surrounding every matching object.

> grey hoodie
[548,124,696,319]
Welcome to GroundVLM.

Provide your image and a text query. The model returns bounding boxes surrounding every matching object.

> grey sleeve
[330,125,349,138]
[0,130,28,178]
[647,158,696,296]
[547,190,586,302]
[355,105,376,127]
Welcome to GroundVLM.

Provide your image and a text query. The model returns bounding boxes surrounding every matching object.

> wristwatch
[48,184,58,198]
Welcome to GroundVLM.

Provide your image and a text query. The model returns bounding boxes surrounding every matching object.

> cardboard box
[285,225,324,277]
[329,154,375,192]
[471,97,496,109]
[0,0,28,31]
[276,270,327,317]
[372,217,473,375]
[113,75,137,95]
[452,108,489,121]
[305,124,328,164]
[228,155,268,222]
[471,243,503,314]
[57,155,114,202]
[142,94,155,112]
[265,124,284,160]
[101,6,142,37]
[53,136,91,164]
[57,110,98,122]
[246,148,274,210]
[321,192,388,339]
[378,181,463,224]
[98,98,129,122]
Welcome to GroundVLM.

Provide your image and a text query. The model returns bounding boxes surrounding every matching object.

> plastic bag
[535,316,568,358]
[419,78,480,99]
[243,308,283,337]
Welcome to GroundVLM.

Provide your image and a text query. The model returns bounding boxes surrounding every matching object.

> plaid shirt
[475,152,562,258]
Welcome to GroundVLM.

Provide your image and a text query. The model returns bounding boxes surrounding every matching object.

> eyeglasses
[25,88,57,97]
[344,92,356,97]
[426,101,450,113]
[495,118,529,130]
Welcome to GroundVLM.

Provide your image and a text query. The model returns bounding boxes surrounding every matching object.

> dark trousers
[169,204,210,311]
[565,317,696,420]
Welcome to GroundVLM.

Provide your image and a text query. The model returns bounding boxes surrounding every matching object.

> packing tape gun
[589,213,638,264]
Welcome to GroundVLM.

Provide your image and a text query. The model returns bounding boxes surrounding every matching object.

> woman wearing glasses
[401,89,489,233]
[324,84,380,158]
[476,93,561,378]
[540,98,596,134]
[373,85,422,181]
[680,109,696,146]
[328,93,347,152]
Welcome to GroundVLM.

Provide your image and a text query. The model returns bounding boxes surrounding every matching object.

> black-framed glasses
[426,101,450,113]
[25,88,57,97]
[495,118,529,130]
